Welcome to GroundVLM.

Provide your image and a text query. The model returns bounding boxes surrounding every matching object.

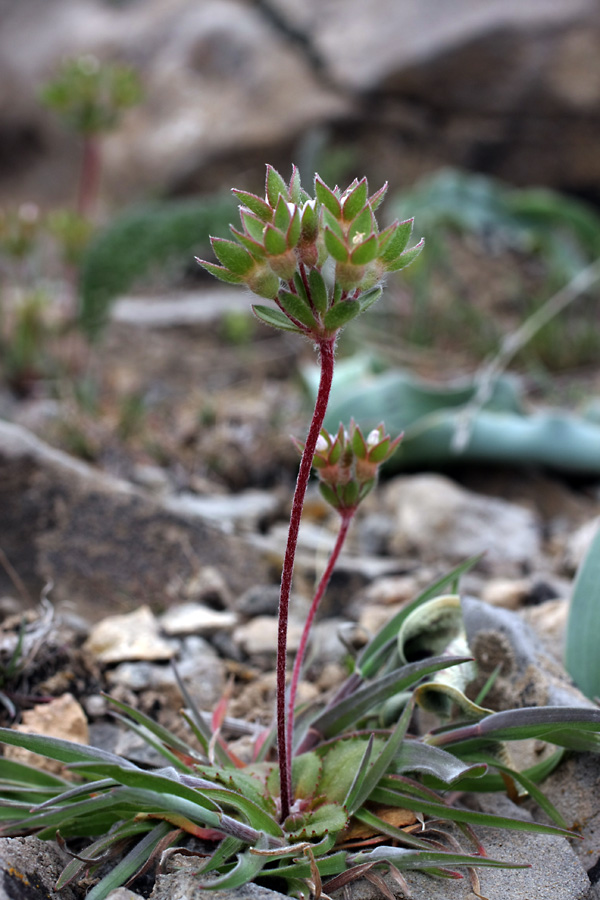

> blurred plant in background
[40,55,143,217]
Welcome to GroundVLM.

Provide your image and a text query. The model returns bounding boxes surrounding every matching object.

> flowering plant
[1,166,600,900]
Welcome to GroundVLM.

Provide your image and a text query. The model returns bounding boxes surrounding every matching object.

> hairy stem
[276,336,336,822]
[286,510,354,761]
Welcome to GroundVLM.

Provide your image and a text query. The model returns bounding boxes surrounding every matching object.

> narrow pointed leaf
[358,285,383,312]
[289,165,302,204]
[346,702,413,814]
[430,706,600,753]
[351,233,378,265]
[371,785,576,838]
[196,260,243,285]
[324,228,348,263]
[0,726,138,769]
[286,205,301,248]
[85,822,174,900]
[394,741,487,784]
[252,304,305,333]
[566,522,600,699]
[324,299,361,331]
[380,218,414,262]
[278,290,316,328]
[230,226,266,258]
[307,656,472,738]
[385,238,425,272]
[211,238,254,276]
[274,195,292,233]
[232,189,272,221]
[369,182,388,211]
[349,844,530,872]
[342,178,368,222]
[266,165,289,207]
[198,840,269,890]
[348,206,374,244]
[306,269,328,315]
[315,176,342,218]
[263,225,288,256]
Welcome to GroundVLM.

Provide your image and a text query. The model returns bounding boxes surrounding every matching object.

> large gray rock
[1,0,600,208]
[384,473,542,575]
[0,419,268,619]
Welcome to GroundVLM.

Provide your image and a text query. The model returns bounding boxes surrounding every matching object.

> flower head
[196,164,423,343]
[297,420,402,515]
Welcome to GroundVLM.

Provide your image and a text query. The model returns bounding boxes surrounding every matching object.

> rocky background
[2,2,600,900]
[2,0,600,208]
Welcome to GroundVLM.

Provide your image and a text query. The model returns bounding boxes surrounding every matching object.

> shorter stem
[286,510,354,762]
[77,134,102,218]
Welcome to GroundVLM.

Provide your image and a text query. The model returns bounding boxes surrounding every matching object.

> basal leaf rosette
[196,165,424,341]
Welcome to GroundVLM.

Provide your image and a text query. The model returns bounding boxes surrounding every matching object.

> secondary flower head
[297,420,402,515]
[196,164,423,343]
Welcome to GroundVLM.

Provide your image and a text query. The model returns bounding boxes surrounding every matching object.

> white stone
[160,602,237,637]
[84,605,177,663]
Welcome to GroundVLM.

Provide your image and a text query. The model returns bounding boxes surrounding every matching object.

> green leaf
[55,821,152,891]
[285,802,348,840]
[394,741,487,785]
[346,702,413,814]
[380,218,414,262]
[211,238,254,276]
[86,822,175,900]
[348,206,374,243]
[308,269,328,315]
[104,694,201,762]
[0,726,138,769]
[197,837,269,890]
[315,176,342,218]
[349,844,531,872]
[263,225,288,256]
[289,165,302,204]
[232,189,272,222]
[324,228,349,263]
[307,656,472,739]
[371,782,576,838]
[369,182,388,211]
[342,178,368,222]
[240,208,268,242]
[274,195,292,233]
[385,237,425,271]
[266,165,289,207]
[287,205,301,248]
[229,226,265,258]
[431,706,600,754]
[358,285,383,312]
[196,259,244,285]
[350,233,378,265]
[323,299,360,330]
[252,304,304,333]
[278,290,316,328]
[566,522,600,699]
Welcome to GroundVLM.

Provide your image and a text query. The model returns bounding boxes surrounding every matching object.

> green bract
[196,165,424,341]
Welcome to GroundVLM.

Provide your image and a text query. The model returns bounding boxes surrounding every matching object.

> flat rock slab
[0,420,268,619]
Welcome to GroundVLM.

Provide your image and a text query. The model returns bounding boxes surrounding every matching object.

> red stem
[286,510,354,760]
[276,336,336,822]
[77,134,102,218]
